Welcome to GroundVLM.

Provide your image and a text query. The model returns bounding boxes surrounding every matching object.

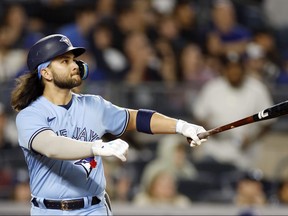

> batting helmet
[27,34,86,72]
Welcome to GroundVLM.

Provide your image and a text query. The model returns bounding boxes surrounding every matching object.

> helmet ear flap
[75,60,89,80]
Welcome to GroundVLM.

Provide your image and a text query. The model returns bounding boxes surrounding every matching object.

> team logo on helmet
[60,36,72,47]
[74,157,97,178]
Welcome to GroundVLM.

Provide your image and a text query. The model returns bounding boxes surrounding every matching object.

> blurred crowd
[1,0,288,212]
[2,0,288,85]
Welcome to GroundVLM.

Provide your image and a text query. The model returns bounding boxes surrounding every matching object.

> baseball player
[10,34,207,216]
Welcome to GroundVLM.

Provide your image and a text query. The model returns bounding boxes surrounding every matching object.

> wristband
[136,109,155,134]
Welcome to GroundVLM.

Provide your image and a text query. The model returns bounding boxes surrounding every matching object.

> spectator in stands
[13,181,30,202]
[179,43,218,84]
[232,0,267,33]
[0,167,13,200]
[0,8,27,82]
[264,0,288,32]
[88,21,127,81]
[153,38,177,83]
[109,165,135,203]
[0,102,16,200]
[35,0,77,31]
[95,0,116,20]
[253,29,282,69]
[112,0,154,53]
[123,32,176,84]
[133,166,191,207]
[58,3,97,48]
[173,0,204,48]
[266,17,288,58]
[244,42,279,85]
[192,53,274,171]
[278,179,288,205]
[0,102,14,150]
[3,2,43,50]
[140,135,198,185]
[151,0,176,15]
[275,51,288,85]
[235,169,267,206]
[206,0,251,57]
[12,169,30,203]
[97,156,135,204]
[235,169,267,216]
[156,14,186,59]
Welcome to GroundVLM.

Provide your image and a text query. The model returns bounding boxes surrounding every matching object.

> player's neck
[43,88,72,106]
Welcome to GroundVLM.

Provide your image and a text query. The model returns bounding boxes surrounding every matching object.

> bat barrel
[187,100,288,145]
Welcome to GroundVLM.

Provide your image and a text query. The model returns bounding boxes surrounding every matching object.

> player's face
[50,52,82,89]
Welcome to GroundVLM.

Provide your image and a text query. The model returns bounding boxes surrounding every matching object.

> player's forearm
[32,130,94,160]
[150,113,177,134]
[127,109,207,146]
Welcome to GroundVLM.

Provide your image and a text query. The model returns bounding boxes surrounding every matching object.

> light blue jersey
[16,93,129,201]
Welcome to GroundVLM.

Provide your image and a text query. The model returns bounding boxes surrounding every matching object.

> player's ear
[41,68,53,81]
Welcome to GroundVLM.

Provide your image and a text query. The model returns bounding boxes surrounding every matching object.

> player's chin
[69,79,82,89]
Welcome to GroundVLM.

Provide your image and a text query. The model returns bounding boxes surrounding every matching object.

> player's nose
[72,61,79,72]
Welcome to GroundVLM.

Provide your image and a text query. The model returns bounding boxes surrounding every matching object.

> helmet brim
[40,46,86,68]
[69,47,86,58]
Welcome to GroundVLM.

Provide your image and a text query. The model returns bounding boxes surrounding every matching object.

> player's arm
[126,109,207,146]
[32,130,128,161]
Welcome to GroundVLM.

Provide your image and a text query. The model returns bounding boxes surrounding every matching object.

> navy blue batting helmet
[27,34,86,71]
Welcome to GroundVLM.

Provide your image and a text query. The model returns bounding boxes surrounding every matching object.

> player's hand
[176,120,207,147]
[92,139,129,161]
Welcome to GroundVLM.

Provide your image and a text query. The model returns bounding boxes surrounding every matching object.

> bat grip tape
[136,109,155,134]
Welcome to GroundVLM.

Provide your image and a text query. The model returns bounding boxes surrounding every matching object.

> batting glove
[176,120,207,147]
[92,139,129,161]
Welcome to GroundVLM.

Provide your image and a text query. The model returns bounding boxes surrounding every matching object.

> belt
[32,196,101,210]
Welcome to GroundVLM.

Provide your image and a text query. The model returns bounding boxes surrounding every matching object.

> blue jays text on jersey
[16,93,129,199]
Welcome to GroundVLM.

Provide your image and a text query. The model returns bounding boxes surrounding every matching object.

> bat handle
[186,131,210,144]
[198,131,210,139]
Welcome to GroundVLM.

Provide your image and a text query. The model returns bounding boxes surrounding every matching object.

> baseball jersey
[16,93,129,200]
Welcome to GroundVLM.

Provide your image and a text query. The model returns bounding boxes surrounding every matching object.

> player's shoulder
[73,92,103,100]
[245,76,270,92]
[17,96,46,114]
[16,97,47,121]
[200,77,225,92]
[72,93,106,104]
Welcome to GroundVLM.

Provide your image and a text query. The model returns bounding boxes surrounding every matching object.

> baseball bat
[188,100,288,142]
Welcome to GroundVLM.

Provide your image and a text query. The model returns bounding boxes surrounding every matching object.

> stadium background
[0,0,288,215]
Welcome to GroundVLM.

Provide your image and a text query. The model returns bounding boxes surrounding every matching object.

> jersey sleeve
[16,108,51,150]
[97,96,129,137]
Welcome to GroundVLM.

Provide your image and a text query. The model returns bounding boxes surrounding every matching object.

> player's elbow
[43,149,59,158]
[32,142,60,159]
[37,147,59,159]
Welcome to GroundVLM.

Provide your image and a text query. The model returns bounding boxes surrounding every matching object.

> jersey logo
[47,117,56,123]
[74,157,97,178]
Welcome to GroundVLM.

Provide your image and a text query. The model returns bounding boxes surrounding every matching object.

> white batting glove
[176,120,207,147]
[92,139,129,161]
